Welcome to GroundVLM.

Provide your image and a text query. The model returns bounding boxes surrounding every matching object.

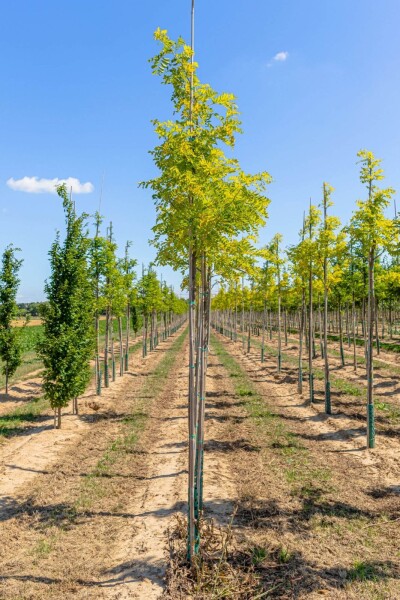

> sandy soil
[0,330,186,599]
[1,325,399,599]
[0,334,143,415]
[100,340,239,599]
[12,319,43,327]
[210,331,400,598]
[242,331,400,440]
[0,374,43,416]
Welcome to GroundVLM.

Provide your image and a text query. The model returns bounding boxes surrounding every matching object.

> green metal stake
[367,403,375,448]
[325,381,331,414]
[105,363,109,388]
[309,373,314,404]
[97,369,102,395]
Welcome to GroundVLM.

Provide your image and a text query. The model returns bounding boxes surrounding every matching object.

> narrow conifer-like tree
[38,184,95,428]
[0,245,24,394]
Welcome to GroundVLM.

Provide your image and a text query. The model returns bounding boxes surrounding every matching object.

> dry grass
[165,515,264,599]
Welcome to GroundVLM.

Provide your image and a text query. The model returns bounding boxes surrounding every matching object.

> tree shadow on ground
[204,438,260,453]
[205,413,247,424]
[253,555,400,598]
[0,496,188,527]
[365,485,400,498]
[205,390,233,399]
[0,415,54,439]
[0,557,167,590]
[205,400,245,410]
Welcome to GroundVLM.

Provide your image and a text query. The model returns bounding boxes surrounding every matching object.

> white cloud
[6,176,94,195]
[273,51,289,62]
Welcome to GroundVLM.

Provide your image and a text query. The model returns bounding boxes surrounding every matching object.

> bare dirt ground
[0,329,186,599]
[242,330,400,447]
[1,326,399,599]
[210,331,400,598]
[12,319,43,327]
[0,334,142,415]
[0,373,43,416]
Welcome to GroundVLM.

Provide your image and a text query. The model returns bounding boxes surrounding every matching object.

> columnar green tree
[38,184,95,428]
[0,245,24,394]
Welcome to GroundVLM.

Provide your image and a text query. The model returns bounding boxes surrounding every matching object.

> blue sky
[1,0,400,301]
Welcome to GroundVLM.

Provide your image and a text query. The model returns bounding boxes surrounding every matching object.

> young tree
[143,28,270,560]
[265,234,284,372]
[316,184,346,413]
[349,150,396,448]
[102,222,125,386]
[0,245,24,394]
[89,212,108,395]
[121,241,137,371]
[38,184,95,428]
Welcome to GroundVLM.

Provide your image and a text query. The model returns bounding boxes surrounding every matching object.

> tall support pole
[323,184,331,414]
[308,201,314,404]
[187,0,197,562]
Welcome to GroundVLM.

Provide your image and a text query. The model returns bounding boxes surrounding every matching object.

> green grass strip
[211,333,333,494]
[0,396,49,439]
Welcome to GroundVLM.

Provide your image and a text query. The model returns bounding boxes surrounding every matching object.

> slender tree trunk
[284,308,288,346]
[104,306,110,387]
[298,290,305,394]
[318,301,324,359]
[188,244,197,560]
[346,302,351,347]
[111,314,116,382]
[95,310,101,395]
[309,264,314,404]
[338,298,345,367]
[261,301,266,362]
[375,298,380,355]
[323,240,330,413]
[241,278,245,352]
[277,276,282,373]
[118,316,123,376]
[125,302,130,371]
[234,284,238,342]
[247,297,252,354]
[352,293,357,372]
[367,248,375,448]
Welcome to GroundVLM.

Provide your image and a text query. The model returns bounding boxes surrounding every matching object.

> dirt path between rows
[0,342,150,508]
[221,333,400,492]
[101,340,240,599]
[0,334,143,416]
[0,329,188,599]
[212,332,400,598]
[100,345,190,599]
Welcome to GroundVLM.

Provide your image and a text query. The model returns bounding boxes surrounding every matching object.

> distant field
[0,318,135,390]
[13,318,42,327]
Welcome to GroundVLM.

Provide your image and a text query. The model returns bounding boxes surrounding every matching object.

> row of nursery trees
[212,150,399,450]
[0,185,187,427]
